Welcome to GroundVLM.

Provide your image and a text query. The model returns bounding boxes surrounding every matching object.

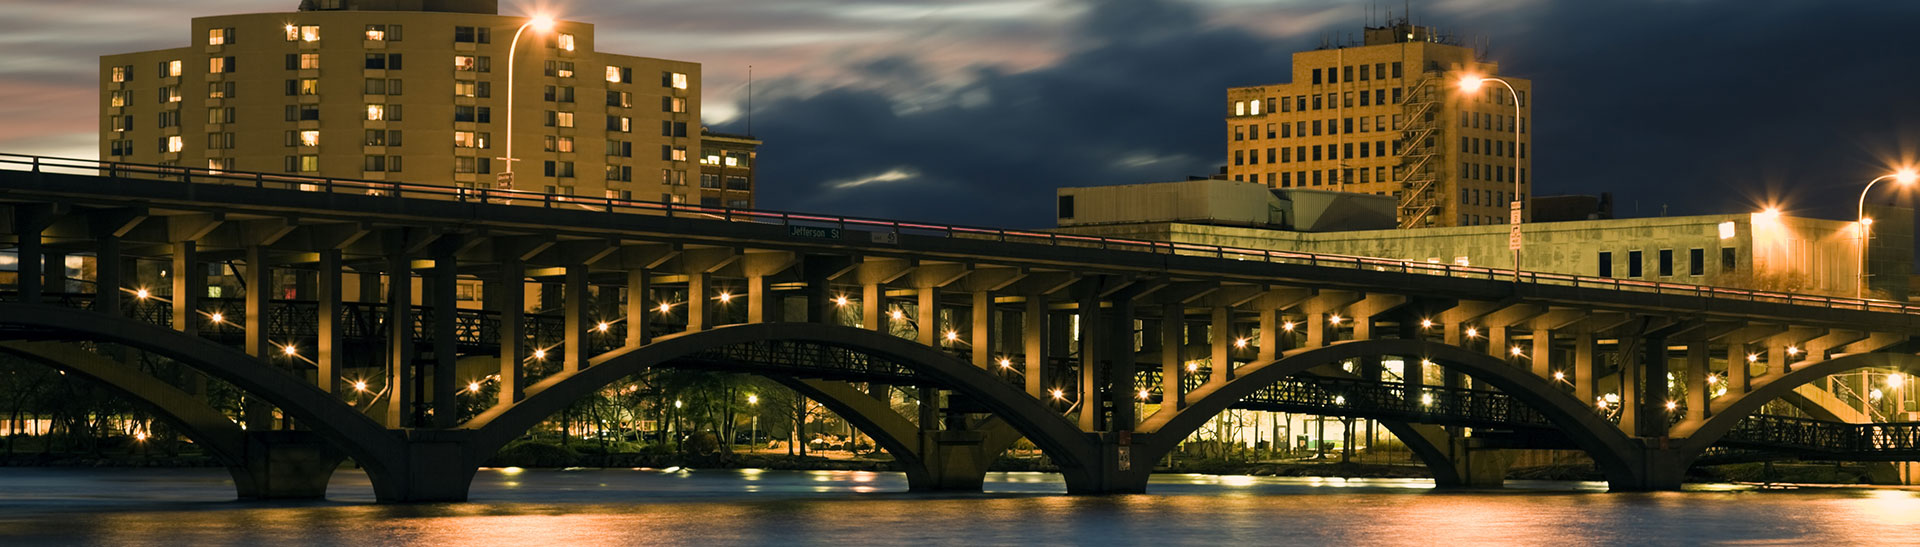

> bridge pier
[234,431,348,500]
[908,429,992,492]
[379,430,481,503]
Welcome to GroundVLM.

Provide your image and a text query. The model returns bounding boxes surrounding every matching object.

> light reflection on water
[0,467,1918,545]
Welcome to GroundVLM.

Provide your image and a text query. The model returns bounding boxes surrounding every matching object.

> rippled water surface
[1,467,1918,545]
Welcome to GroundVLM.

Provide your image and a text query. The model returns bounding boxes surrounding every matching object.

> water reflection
[1,468,1919,544]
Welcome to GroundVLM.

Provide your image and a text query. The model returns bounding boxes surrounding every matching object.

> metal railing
[4,152,1916,317]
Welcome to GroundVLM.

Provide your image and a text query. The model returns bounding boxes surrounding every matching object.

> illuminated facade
[1225,20,1532,228]
[100,0,710,203]
[698,129,759,209]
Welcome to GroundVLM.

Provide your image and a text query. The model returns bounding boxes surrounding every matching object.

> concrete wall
[1057,180,1280,227]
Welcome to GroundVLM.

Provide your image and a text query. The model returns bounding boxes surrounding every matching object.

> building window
[664,97,687,113]
[1689,248,1705,276]
[453,55,490,72]
[208,56,236,73]
[1311,68,1322,85]
[159,60,182,78]
[606,90,633,108]
[545,111,574,128]
[365,24,402,41]
[453,26,490,44]
[208,158,233,172]
[554,33,576,52]
[1721,248,1737,272]
[109,139,133,155]
[454,80,490,98]
[454,130,491,149]
[208,27,235,45]
[1597,252,1612,278]
[157,110,181,128]
[111,65,132,83]
[605,165,632,182]
[110,90,131,108]
[545,60,575,78]
[544,160,575,178]
[364,155,402,172]
[1058,195,1075,219]
[365,129,401,146]
[365,53,402,70]
[544,85,575,102]
[207,107,235,124]
[286,25,320,42]
[454,106,490,123]
[664,71,689,89]
[157,86,180,103]
[455,156,493,174]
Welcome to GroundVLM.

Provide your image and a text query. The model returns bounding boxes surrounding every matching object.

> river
[1,468,1917,545]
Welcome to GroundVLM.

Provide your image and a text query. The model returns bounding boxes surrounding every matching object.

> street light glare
[529,15,557,33]
[1895,168,1919,185]
[1457,74,1486,92]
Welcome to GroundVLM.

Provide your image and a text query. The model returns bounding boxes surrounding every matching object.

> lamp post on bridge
[1854,168,1918,299]
[500,14,557,198]
[1457,74,1524,283]
[747,393,759,453]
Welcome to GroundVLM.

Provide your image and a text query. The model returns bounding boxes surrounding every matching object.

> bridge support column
[564,265,589,373]
[1531,329,1552,380]
[624,268,650,345]
[496,261,525,404]
[862,283,884,331]
[1574,332,1595,405]
[1726,345,1749,395]
[234,430,347,500]
[918,286,941,346]
[971,291,993,368]
[95,235,123,316]
[13,204,51,304]
[429,241,460,428]
[317,249,342,394]
[1686,343,1709,422]
[1210,306,1232,383]
[1450,436,1518,488]
[686,272,709,332]
[385,246,414,428]
[387,430,480,502]
[1023,296,1046,398]
[910,429,992,492]
[1076,289,1100,430]
[747,275,774,325]
[1161,304,1186,409]
[172,241,202,337]
[243,246,275,432]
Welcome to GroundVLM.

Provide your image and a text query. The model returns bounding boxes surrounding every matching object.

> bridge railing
[3,152,1912,317]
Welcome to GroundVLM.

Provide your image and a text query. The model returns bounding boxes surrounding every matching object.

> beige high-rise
[100,0,713,203]
[1226,21,1532,228]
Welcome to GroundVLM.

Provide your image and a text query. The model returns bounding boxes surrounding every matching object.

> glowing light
[1756,207,1782,222]
[1896,168,1920,186]
[529,15,557,33]
[596,322,610,332]
[1595,398,1608,409]
[718,292,734,303]
[997,358,1012,369]
[1552,371,1566,381]
[1786,346,1800,356]
[833,295,849,307]
[1889,374,1906,389]
[890,309,905,321]
[1457,73,1486,92]
[467,381,482,393]
[944,331,959,342]
[1861,217,1875,227]
[135,288,151,300]
[1747,353,1759,363]
[134,431,148,442]
[353,379,370,392]
[1465,327,1479,338]
[1328,315,1343,325]
[1870,389,1885,402]
[674,399,683,409]
[1510,346,1524,357]
[500,466,525,475]
[1333,395,1346,405]
[1420,359,1435,367]
[208,312,224,324]
[1420,393,1433,406]
[1049,388,1065,400]
[1282,321,1296,332]
[1706,374,1718,384]
[281,344,298,357]
[532,348,547,360]
[1186,362,1200,373]
[1137,389,1151,400]
[658,302,673,313]
[1664,400,1678,411]
[1420,318,1434,329]
[747,394,758,405]
[1233,338,1249,349]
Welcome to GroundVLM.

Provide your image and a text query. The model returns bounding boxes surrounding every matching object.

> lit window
[208,158,232,172]
[110,90,130,108]
[111,66,130,83]
[298,78,319,95]
[165,136,183,153]
[300,53,320,70]
[724,156,739,167]
[668,72,688,89]
[701,155,719,165]
[671,147,687,161]
[557,33,575,51]
[208,56,235,73]
[606,66,622,83]
[1235,101,1245,116]
[366,104,386,121]
[454,55,478,71]
[298,155,319,172]
[1251,99,1262,115]
[365,24,388,41]
[166,60,183,77]
[454,131,490,149]
[208,28,231,46]
[299,130,319,147]
[302,25,321,42]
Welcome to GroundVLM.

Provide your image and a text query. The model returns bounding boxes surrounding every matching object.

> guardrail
[4,152,1914,317]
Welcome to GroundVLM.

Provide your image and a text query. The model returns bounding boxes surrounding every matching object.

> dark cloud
[720,0,1308,227]
[719,0,1920,228]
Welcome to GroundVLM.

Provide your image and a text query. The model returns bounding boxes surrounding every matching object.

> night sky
[3,0,1918,228]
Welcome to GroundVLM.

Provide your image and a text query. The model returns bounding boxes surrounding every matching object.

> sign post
[1510,200,1523,281]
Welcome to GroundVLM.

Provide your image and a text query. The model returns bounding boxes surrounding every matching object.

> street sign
[1509,200,1523,250]
[789,225,842,240]
[497,171,515,189]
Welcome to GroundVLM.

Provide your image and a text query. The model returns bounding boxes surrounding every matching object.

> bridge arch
[1135,339,1644,489]
[0,304,409,500]
[1672,352,1920,459]
[464,323,1102,490]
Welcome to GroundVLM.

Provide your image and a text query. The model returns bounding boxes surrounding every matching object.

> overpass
[1,153,1917,501]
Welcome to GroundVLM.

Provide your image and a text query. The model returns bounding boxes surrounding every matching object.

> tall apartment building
[1225,21,1531,228]
[100,0,711,203]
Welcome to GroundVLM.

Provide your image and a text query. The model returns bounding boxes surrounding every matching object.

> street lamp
[1458,73,1525,282]
[1855,168,1918,299]
[747,394,759,452]
[500,14,557,197]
